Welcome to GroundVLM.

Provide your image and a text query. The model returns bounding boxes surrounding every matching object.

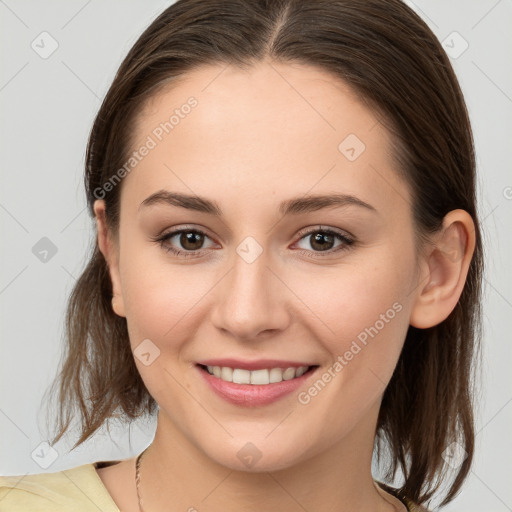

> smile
[202,365,311,384]
[196,364,319,407]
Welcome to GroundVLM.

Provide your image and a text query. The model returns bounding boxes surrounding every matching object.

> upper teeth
[206,366,309,385]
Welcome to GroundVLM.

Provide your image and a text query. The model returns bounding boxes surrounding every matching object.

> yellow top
[0,461,426,511]
[0,462,119,512]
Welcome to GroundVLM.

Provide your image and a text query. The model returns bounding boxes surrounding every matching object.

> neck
[138,406,398,512]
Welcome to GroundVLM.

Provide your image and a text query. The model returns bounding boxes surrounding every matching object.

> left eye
[294,228,353,254]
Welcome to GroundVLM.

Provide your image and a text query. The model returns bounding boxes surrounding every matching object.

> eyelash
[152,225,355,260]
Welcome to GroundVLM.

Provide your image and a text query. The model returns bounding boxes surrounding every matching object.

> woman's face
[100,60,425,471]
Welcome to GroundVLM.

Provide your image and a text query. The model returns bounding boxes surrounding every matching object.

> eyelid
[156,224,354,243]
[156,224,215,240]
[154,225,218,249]
[294,224,354,241]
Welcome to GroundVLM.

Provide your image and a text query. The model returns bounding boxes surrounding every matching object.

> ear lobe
[409,209,475,329]
[93,199,126,318]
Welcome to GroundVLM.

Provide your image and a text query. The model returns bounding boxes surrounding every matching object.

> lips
[195,360,319,407]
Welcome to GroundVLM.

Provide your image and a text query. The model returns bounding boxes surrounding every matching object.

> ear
[409,209,476,329]
[93,199,126,318]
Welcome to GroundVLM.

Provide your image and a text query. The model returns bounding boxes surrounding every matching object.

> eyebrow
[139,190,378,216]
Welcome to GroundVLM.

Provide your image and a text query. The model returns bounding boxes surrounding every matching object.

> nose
[210,245,291,341]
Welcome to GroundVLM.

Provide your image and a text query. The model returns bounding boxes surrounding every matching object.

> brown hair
[44,0,483,506]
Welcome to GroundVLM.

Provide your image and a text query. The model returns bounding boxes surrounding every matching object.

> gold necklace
[135,447,148,512]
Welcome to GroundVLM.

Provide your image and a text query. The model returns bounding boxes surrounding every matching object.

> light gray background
[1,1,511,511]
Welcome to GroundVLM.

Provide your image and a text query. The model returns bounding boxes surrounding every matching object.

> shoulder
[403,497,432,512]
[376,481,432,512]
[0,462,120,512]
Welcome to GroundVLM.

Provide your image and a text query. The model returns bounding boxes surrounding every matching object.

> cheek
[121,262,210,346]
[117,245,212,398]
[290,252,413,436]
[117,233,196,343]
[289,247,414,381]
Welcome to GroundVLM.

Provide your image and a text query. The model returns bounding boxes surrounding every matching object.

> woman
[0,0,483,510]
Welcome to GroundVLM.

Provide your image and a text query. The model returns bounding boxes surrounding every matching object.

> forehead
[137,60,382,147]
[122,60,409,221]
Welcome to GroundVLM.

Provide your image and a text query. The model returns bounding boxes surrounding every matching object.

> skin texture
[94,59,475,512]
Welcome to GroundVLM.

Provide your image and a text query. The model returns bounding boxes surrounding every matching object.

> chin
[202,436,311,473]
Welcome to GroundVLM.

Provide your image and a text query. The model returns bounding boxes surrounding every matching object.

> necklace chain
[135,447,148,512]
[134,446,409,512]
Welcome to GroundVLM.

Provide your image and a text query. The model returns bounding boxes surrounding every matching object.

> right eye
[152,227,217,258]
